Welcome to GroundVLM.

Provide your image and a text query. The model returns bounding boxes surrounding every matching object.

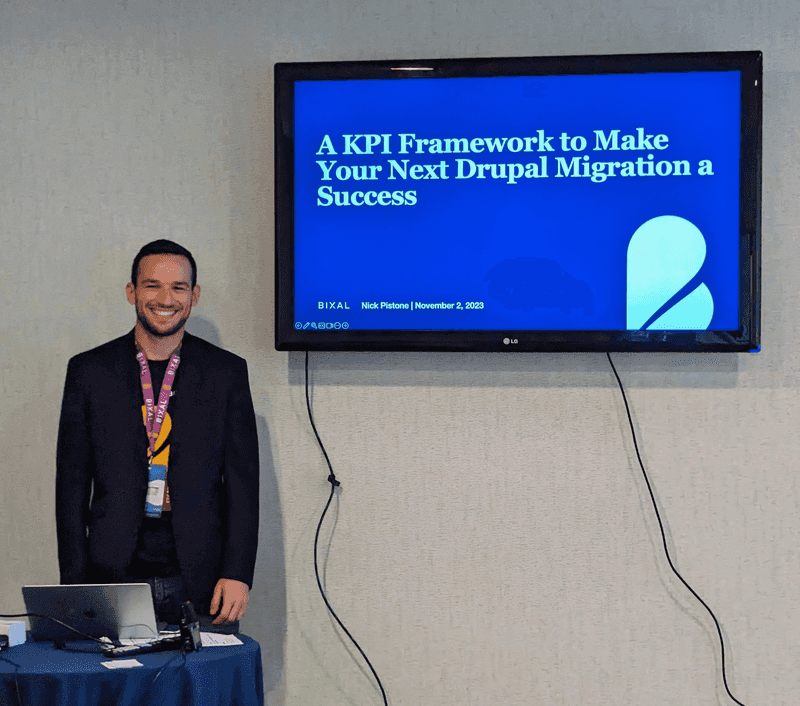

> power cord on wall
[305,351,389,706]
[606,352,746,706]
[301,351,744,706]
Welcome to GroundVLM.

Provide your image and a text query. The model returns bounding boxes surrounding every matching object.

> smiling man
[56,240,259,634]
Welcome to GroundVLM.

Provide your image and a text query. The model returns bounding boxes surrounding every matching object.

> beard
[136,305,190,338]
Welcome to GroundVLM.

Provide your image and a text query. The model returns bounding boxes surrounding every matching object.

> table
[0,634,263,706]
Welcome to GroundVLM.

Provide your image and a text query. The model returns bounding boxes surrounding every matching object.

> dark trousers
[145,575,240,635]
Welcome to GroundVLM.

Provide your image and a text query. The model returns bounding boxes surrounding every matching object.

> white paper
[101,659,143,669]
[199,632,243,647]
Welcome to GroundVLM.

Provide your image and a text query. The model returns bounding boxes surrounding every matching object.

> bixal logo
[318,301,350,309]
[502,337,518,345]
[627,215,713,330]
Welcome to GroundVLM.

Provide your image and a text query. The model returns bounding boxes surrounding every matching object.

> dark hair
[131,239,197,288]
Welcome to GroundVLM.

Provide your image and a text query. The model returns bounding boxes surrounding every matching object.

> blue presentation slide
[292,71,741,332]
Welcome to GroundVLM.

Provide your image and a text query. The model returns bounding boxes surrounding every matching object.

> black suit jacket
[56,330,259,614]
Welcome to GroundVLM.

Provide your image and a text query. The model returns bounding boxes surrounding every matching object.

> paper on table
[199,632,243,647]
[101,659,143,669]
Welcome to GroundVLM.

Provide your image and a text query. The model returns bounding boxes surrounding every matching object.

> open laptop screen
[22,584,158,641]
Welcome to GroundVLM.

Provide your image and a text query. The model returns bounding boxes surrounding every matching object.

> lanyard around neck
[136,350,180,463]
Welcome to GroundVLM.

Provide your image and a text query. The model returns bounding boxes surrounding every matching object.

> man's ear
[191,285,201,306]
[126,282,136,305]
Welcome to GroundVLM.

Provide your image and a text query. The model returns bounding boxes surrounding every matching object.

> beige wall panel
[2,1,798,704]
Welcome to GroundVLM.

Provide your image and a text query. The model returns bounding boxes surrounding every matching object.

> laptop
[22,584,159,642]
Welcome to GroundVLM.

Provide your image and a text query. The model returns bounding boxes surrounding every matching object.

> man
[56,240,259,633]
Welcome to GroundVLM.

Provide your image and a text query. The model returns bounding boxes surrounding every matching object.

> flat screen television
[274,51,761,352]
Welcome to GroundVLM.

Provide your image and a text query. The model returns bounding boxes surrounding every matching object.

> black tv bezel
[274,51,762,353]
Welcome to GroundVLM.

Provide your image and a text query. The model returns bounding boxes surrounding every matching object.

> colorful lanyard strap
[136,349,180,468]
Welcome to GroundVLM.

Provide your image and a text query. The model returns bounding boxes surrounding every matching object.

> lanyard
[136,350,180,466]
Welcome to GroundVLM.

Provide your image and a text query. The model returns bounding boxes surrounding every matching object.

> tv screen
[274,51,761,352]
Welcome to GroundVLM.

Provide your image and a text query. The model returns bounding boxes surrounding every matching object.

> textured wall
[1,1,798,704]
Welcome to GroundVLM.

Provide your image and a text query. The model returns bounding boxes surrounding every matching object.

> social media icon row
[294,322,350,330]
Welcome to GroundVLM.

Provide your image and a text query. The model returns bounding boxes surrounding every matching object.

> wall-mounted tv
[274,51,761,352]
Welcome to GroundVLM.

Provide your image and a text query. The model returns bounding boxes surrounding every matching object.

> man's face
[126,254,200,338]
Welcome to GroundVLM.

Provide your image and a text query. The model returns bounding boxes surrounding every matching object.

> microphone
[179,601,202,652]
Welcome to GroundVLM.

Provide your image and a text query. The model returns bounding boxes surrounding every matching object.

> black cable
[0,613,110,645]
[0,654,23,706]
[606,352,745,706]
[305,351,389,706]
[145,648,187,696]
[0,614,183,704]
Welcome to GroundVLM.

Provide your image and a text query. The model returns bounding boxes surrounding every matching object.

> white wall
[1,1,798,704]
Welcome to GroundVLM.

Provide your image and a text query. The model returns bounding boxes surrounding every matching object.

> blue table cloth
[0,634,263,706]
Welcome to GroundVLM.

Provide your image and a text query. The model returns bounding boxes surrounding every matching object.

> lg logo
[502,337,518,345]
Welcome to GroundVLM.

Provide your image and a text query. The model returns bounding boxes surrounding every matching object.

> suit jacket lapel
[121,329,152,477]
[167,332,205,479]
